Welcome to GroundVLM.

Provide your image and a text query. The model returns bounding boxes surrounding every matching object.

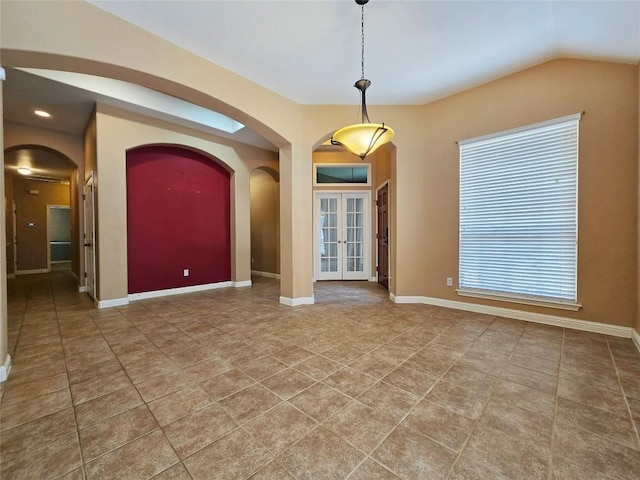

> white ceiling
[89,0,640,105]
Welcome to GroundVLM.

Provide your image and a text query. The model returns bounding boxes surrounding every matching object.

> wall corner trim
[233,280,252,288]
[0,355,12,382]
[97,297,130,309]
[391,295,634,338]
[632,329,640,353]
[280,296,315,307]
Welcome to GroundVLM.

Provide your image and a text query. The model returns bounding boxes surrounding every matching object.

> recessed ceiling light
[17,167,32,175]
[34,110,51,118]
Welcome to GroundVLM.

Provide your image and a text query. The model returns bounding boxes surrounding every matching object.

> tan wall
[414,59,638,327]
[637,60,640,337]
[13,177,70,271]
[0,73,8,370]
[93,105,278,302]
[250,169,280,275]
[1,2,639,332]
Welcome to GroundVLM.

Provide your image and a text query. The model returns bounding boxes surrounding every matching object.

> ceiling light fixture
[34,109,51,118]
[17,167,32,175]
[331,0,394,160]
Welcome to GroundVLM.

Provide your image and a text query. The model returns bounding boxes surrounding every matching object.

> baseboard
[97,297,130,309]
[0,354,12,382]
[233,280,252,288]
[6,273,15,279]
[16,268,49,275]
[78,286,87,293]
[369,276,377,282]
[251,270,281,279]
[391,294,633,339]
[280,296,315,307]
[128,281,234,302]
[632,328,640,353]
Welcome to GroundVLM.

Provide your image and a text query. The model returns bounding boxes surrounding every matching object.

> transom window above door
[313,164,371,186]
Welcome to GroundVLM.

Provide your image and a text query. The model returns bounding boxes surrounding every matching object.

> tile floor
[1,271,640,479]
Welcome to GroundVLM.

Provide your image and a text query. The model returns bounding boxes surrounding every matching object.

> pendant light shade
[331,0,394,160]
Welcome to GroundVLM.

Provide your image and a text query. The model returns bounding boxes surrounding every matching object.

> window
[314,164,370,186]
[458,113,581,309]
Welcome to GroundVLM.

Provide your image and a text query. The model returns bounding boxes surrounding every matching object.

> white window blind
[458,114,580,305]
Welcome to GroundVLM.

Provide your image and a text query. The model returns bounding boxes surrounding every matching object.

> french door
[314,192,370,281]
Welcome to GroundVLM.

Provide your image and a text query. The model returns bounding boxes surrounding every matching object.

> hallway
[1,272,639,479]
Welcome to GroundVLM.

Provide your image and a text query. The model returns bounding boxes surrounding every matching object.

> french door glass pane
[345,197,365,273]
[320,198,339,273]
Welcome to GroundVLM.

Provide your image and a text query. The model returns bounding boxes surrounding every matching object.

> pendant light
[331,0,394,160]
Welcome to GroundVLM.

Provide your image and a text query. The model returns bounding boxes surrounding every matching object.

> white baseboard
[128,280,235,302]
[391,294,634,339]
[97,297,130,309]
[78,286,87,293]
[0,354,12,382]
[369,276,377,282]
[233,280,252,288]
[251,270,281,280]
[632,328,640,353]
[280,296,315,307]
[6,273,15,279]
[16,268,49,275]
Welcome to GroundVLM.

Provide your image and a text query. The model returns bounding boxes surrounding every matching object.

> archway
[3,146,79,278]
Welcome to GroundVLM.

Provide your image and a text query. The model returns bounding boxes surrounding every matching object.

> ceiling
[3,0,639,180]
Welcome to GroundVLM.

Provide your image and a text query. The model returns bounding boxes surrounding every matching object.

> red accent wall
[126,146,231,294]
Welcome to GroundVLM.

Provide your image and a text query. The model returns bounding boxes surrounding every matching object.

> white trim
[0,355,12,382]
[233,280,252,288]
[128,281,233,301]
[456,289,581,312]
[16,268,49,275]
[391,295,632,338]
[0,67,6,81]
[6,273,15,279]
[280,296,315,306]
[97,297,130,309]
[632,329,640,353]
[78,286,87,293]
[251,270,281,279]
[369,276,377,282]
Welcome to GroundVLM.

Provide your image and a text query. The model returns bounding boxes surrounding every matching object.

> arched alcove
[126,145,231,294]
[250,167,280,278]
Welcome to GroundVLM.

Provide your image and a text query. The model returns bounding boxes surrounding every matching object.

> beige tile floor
[1,271,640,480]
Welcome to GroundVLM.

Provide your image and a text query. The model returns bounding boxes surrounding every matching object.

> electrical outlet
[183,269,189,277]
[446,277,453,287]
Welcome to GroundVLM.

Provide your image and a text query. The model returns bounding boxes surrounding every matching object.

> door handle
[84,243,92,247]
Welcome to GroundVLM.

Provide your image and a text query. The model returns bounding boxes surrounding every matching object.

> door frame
[375,181,390,288]
[83,172,96,299]
[46,204,71,272]
[313,190,371,281]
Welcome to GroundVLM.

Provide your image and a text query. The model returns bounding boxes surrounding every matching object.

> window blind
[458,114,580,303]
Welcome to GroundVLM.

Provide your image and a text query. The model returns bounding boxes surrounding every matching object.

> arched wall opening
[310,134,395,293]
[126,145,231,294]
[3,145,79,278]
[250,167,280,278]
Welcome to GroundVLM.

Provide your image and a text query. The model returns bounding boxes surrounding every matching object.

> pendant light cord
[361,4,365,80]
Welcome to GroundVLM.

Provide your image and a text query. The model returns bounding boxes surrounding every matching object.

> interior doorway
[83,173,96,299]
[47,205,71,271]
[377,183,389,289]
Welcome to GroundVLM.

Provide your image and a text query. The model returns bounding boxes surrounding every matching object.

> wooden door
[377,184,389,289]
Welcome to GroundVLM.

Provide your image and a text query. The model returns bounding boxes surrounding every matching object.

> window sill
[456,289,581,312]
